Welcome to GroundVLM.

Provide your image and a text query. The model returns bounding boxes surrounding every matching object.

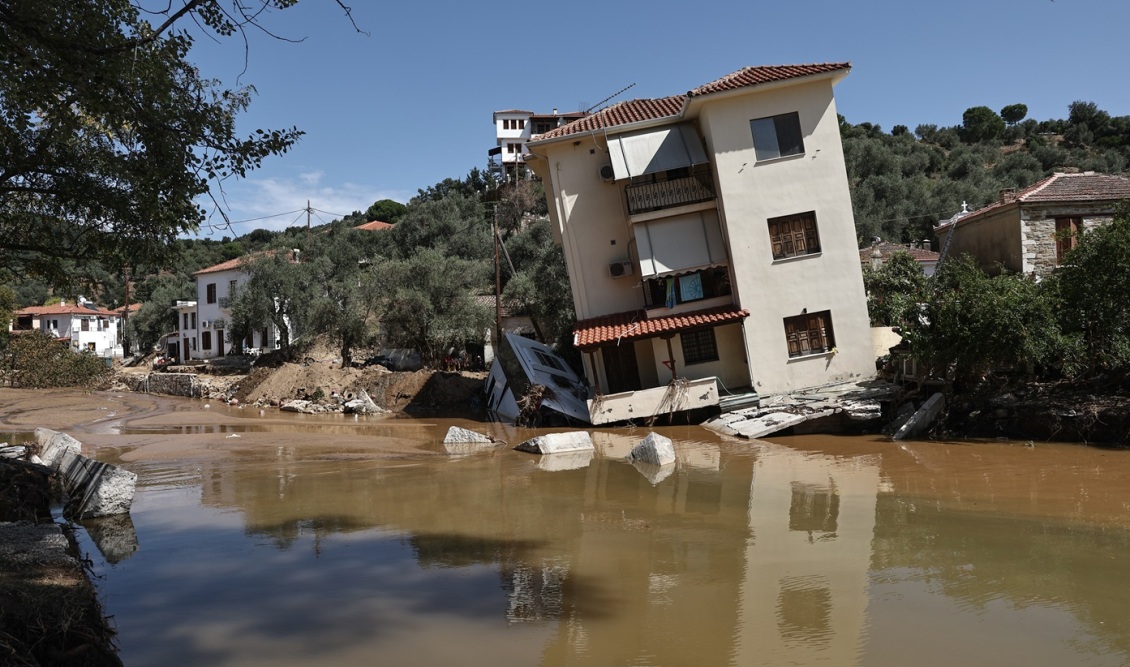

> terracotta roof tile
[859,242,939,264]
[535,96,686,141]
[354,220,394,231]
[533,63,850,143]
[937,172,1130,231]
[17,304,118,317]
[687,63,851,97]
[193,256,250,275]
[573,305,749,349]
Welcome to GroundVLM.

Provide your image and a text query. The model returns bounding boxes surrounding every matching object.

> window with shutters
[1055,217,1081,264]
[768,211,821,260]
[783,311,835,358]
[206,283,217,304]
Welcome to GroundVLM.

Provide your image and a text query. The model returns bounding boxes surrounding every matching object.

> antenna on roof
[585,82,636,114]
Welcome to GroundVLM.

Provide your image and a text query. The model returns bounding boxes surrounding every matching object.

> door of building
[601,343,641,394]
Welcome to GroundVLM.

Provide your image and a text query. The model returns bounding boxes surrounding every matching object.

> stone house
[523,63,875,422]
[934,172,1130,278]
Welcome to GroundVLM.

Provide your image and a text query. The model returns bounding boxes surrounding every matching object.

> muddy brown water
[4,388,1130,666]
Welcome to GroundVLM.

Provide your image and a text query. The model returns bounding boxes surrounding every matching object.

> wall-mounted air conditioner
[608,261,633,278]
[598,165,615,182]
[201,320,210,329]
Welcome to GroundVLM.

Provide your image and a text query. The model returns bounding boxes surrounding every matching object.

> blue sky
[185,0,1130,237]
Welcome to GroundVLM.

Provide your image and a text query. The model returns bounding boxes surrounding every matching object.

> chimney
[552,107,558,115]
[999,188,1017,204]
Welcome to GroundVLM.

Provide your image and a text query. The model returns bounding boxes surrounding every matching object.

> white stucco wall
[695,78,874,394]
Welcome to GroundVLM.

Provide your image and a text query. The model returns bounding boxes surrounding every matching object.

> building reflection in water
[735,442,879,666]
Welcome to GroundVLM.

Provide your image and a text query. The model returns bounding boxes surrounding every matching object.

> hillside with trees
[843,101,1130,245]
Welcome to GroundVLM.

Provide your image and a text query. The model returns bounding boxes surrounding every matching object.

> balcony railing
[626,173,715,216]
[218,297,230,308]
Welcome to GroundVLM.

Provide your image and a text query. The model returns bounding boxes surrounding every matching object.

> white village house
[177,255,284,361]
[522,63,875,422]
[10,298,124,358]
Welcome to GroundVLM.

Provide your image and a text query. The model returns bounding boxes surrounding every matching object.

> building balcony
[625,172,715,216]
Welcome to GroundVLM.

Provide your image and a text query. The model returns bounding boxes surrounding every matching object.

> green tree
[960,106,1006,143]
[1000,104,1028,125]
[229,250,307,359]
[377,248,491,366]
[502,219,576,347]
[129,274,193,354]
[862,251,926,328]
[1050,206,1130,381]
[305,230,378,368]
[902,256,1063,388]
[0,1,324,282]
[0,284,16,349]
[364,199,409,224]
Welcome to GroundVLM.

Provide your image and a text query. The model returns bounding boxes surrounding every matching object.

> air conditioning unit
[201,320,210,329]
[598,164,615,182]
[608,261,633,278]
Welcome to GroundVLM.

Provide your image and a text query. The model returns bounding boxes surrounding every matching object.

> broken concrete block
[343,389,385,414]
[36,428,82,468]
[61,456,138,519]
[514,431,594,455]
[892,392,945,441]
[627,432,676,467]
[443,426,495,445]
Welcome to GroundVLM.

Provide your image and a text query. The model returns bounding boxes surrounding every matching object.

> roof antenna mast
[585,82,636,114]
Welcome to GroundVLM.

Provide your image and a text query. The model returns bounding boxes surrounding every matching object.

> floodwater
[5,389,1130,666]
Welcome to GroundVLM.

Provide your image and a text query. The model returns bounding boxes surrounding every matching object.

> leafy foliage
[0,1,307,283]
[862,251,926,328]
[1,331,111,388]
[1048,206,1130,382]
[377,248,492,366]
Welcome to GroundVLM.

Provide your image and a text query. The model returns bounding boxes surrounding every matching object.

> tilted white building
[524,63,874,421]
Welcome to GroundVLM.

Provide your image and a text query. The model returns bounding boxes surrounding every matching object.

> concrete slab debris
[35,428,137,519]
[892,392,945,441]
[514,431,594,455]
[443,426,496,445]
[628,432,676,467]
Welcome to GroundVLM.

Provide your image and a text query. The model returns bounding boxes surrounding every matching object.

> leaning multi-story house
[522,63,874,423]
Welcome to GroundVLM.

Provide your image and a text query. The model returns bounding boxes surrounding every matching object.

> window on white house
[783,311,835,358]
[191,312,197,329]
[206,283,217,304]
[681,329,719,365]
[750,112,804,161]
[81,318,89,332]
[202,331,212,350]
[768,211,821,260]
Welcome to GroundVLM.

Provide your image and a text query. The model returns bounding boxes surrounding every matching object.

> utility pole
[493,203,502,353]
[122,265,131,357]
[306,199,311,251]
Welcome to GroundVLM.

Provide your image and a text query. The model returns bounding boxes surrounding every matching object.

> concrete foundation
[35,428,136,519]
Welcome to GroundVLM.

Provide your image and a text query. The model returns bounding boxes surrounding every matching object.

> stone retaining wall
[120,372,203,398]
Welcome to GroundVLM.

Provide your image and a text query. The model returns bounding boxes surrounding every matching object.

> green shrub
[1,331,112,389]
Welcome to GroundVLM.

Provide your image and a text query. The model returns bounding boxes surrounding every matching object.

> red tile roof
[533,63,850,142]
[573,305,749,349]
[859,242,939,264]
[354,220,394,232]
[193,256,250,275]
[17,304,118,317]
[687,63,850,98]
[936,172,1130,231]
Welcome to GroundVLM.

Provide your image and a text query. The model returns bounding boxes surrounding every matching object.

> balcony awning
[607,123,708,181]
[574,305,749,350]
[635,210,727,279]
